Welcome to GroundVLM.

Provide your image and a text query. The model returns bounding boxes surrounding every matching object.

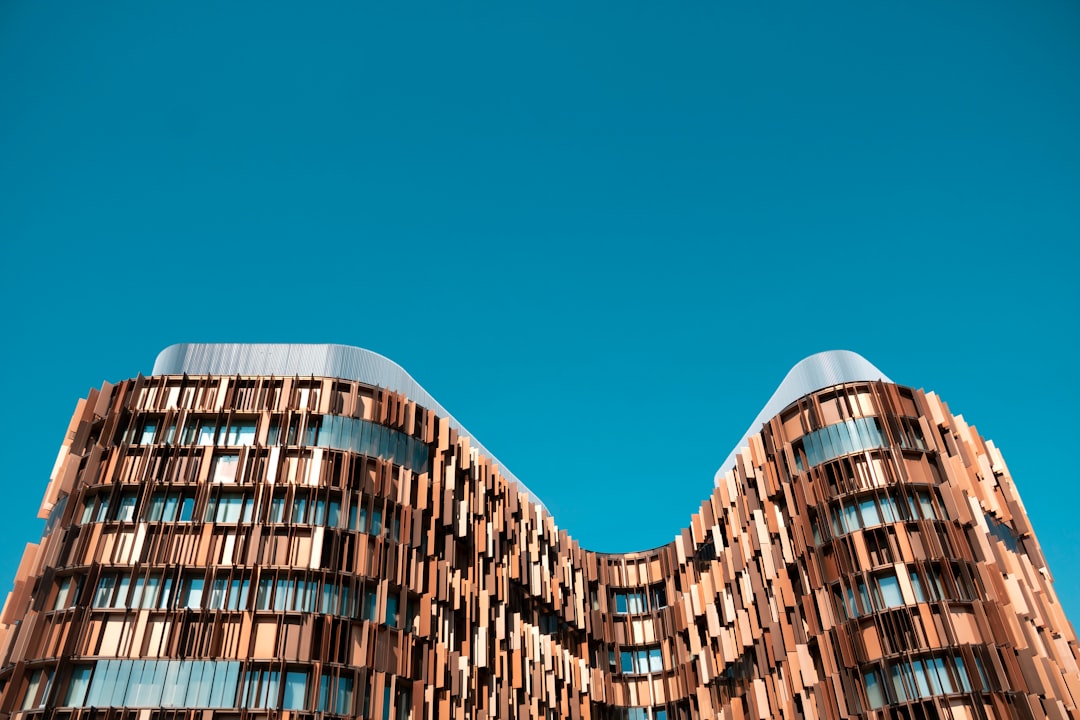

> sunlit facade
[1,344,1077,720]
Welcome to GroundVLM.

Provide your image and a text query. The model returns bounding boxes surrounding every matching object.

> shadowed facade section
[0,345,1077,720]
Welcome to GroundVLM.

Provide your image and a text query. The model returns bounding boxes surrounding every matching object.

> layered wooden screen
[0,374,1077,720]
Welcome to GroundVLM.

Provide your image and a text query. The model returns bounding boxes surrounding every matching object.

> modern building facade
[0,343,1077,720]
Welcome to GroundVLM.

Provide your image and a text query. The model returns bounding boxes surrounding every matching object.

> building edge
[0,345,1076,720]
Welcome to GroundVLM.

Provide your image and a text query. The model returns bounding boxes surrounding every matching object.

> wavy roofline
[153,344,891,509]
[714,350,891,485]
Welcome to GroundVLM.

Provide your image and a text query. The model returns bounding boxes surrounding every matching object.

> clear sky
[1,2,1078,621]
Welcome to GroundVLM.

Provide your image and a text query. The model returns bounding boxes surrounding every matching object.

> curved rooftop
[154,343,892,507]
[714,349,891,484]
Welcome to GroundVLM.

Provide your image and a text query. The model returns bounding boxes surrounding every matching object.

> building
[0,343,1077,720]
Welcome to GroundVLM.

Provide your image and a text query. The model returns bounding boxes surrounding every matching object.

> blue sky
[1,2,1078,620]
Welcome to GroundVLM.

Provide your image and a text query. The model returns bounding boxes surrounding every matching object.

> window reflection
[619,646,664,674]
[864,652,975,709]
[68,659,241,708]
[794,418,888,471]
[827,488,942,539]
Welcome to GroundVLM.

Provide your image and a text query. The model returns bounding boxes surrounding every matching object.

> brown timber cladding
[0,374,1077,720]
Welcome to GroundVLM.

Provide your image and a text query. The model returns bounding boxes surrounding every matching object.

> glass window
[224,420,257,446]
[634,651,650,674]
[318,673,332,712]
[292,496,309,524]
[116,492,138,522]
[831,423,848,456]
[164,660,191,706]
[158,577,174,609]
[128,660,152,706]
[65,665,92,706]
[209,578,228,609]
[270,494,286,523]
[856,579,870,615]
[85,659,117,706]
[94,575,117,608]
[211,454,240,484]
[918,490,936,519]
[22,668,52,710]
[921,657,942,695]
[210,662,240,708]
[386,594,400,627]
[843,503,859,533]
[877,573,904,609]
[198,424,217,446]
[910,569,926,603]
[864,669,885,710]
[182,577,204,609]
[859,498,880,528]
[953,654,972,692]
[230,578,250,610]
[340,584,353,617]
[256,578,273,610]
[844,586,858,617]
[879,496,898,523]
[620,647,663,675]
[889,663,909,702]
[878,654,973,705]
[186,661,209,706]
[149,492,167,521]
[274,578,290,611]
[157,492,179,521]
[94,496,110,522]
[207,493,252,523]
[110,659,134,705]
[282,671,307,710]
[131,575,162,609]
[193,420,217,446]
[139,421,158,445]
[335,675,353,714]
[799,418,888,470]
[362,587,378,621]
[54,576,79,610]
[244,669,280,709]
[927,566,945,599]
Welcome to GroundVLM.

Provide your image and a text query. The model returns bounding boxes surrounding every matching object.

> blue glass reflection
[271,416,429,472]
[72,659,242,708]
[795,417,887,471]
[318,417,429,471]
